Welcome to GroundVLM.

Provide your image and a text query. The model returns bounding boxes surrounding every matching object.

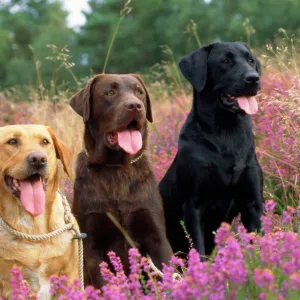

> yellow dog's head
[0,125,71,216]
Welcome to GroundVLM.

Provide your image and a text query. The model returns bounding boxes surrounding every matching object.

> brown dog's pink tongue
[117,130,142,155]
[20,178,45,216]
[237,96,258,114]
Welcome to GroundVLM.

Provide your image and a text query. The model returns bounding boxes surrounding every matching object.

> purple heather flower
[254,268,275,289]
[128,248,143,297]
[290,273,300,290]
[237,225,258,252]
[297,202,300,218]
[100,261,115,284]
[10,267,37,300]
[84,286,101,299]
[259,292,266,300]
[282,210,293,224]
[214,222,231,248]
[101,285,128,300]
[265,200,277,212]
[49,275,69,295]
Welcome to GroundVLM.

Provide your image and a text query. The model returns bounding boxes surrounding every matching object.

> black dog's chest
[201,164,244,188]
[194,149,249,189]
[216,162,246,186]
[201,134,251,184]
[220,149,247,181]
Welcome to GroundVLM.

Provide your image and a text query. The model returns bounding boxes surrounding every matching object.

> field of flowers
[0,46,299,299]
[7,201,300,300]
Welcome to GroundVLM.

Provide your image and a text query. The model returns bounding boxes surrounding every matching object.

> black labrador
[159,42,264,257]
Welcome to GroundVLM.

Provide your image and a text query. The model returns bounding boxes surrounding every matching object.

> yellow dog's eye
[7,138,18,145]
[105,90,115,96]
[42,139,50,145]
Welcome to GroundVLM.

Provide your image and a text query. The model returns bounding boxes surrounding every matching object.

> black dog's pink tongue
[117,130,142,155]
[20,178,45,216]
[237,96,258,114]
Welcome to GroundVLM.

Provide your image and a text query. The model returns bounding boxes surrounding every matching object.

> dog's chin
[4,174,47,199]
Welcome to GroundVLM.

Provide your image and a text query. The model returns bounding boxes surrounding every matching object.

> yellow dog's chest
[0,228,76,298]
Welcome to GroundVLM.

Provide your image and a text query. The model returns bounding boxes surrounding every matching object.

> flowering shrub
[5,200,300,299]
[253,74,299,205]
[151,73,299,207]
[0,66,299,299]
[150,108,187,182]
[0,72,298,204]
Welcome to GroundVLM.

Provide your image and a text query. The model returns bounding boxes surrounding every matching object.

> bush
[5,201,300,300]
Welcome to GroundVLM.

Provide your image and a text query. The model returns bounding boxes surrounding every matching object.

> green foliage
[76,0,300,75]
[0,0,74,89]
[76,0,206,74]
[1,0,300,89]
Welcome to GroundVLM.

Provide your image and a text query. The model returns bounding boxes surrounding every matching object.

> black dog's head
[179,42,261,115]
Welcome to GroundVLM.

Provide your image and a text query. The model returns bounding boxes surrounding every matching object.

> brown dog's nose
[126,101,143,112]
[27,152,47,168]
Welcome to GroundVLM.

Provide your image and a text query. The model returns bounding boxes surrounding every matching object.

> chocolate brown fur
[70,74,172,288]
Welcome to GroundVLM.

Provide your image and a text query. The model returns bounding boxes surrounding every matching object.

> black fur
[159,42,264,256]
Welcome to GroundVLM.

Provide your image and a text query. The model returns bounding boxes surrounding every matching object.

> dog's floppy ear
[69,76,99,122]
[179,43,215,92]
[129,74,153,123]
[237,42,262,75]
[47,127,72,177]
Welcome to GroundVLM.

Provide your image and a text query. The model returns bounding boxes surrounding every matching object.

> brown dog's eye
[222,59,230,64]
[136,89,144,95]
[105,90,115,96]
[7,139,18,145]
[42,139,50,145]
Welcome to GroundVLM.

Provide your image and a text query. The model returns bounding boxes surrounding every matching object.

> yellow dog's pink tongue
[117,130,142,155]
[20,178,45,216]
[237,96,258,114]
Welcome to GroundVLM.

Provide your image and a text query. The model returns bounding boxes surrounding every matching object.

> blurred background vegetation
[0,0,300,91]
[0,0,298,207]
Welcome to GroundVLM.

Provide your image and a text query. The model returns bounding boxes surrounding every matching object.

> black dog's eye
[222,59,230,64]
[42,139,50,145]
[7,138,18,145]
[248,58,254,63]
[105,90,115,96]
[136,89,144,95]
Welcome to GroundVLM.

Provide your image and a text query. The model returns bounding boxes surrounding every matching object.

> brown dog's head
[0,125,71,216]
[70,74,153,165]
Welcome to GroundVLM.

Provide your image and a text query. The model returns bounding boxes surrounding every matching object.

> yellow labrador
[0,125,79,299]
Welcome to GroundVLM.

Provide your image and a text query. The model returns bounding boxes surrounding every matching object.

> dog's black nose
[126,101,143,112]
[27,152,47,168]
[245,72,260,85]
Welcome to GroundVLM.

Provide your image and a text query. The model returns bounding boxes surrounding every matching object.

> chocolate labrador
[69,74,172,288]
[159,42,264,257]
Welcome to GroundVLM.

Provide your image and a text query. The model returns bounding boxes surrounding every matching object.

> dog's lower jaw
[86,127,147,167]
[219,94,240,113]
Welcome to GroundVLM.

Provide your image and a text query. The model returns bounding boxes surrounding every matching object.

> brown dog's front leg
[146,235,173,270]
[84,248,106,288]
[128,208,173,271]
